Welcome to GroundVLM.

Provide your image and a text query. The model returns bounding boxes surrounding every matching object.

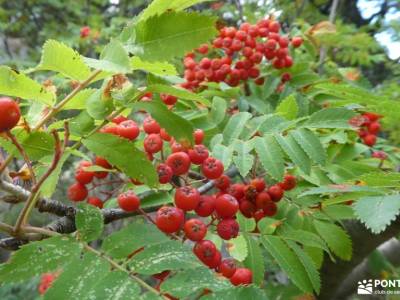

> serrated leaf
[35,40,91,80]
[223,112,252,144]
[253,135,284,181]
[243,234,265,285]
[129,240,200,274]
[358,172,400,187]
[44,253,109,300]
[212,144,233,168]
[232,140,254,177]
[261,235,313,293]
[276,95,298,120]
[85,40,130,73]
[289,129,326,165]
[353,194,400,234]
[236,213,256,232]
[86,89,114,120]
[140,0,212,20]
[131,57,177,76]
[240,115,268,140]
[226,235,248,262]
[63,88,96,110]
[279,227,330,254]
[258,115,292,134]
[135,11,217,61]
[286,241,321,294]
[161,267,230,298]
[134,101,194,145]
[313,220,352,260]
[274,133,311,174]
[202,286,267,300]
[102,221,169,259]
[0,66,55,105]
[0,236,80,283]
[82,133,158,187]
[303,108,356,129]
[299,184,382,197]
[147,84,209,105]
[70,110,95,136]
[75,203,104,242]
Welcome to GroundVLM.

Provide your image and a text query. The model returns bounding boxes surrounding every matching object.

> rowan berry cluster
[355,112,383,147]
[181,18,303,90]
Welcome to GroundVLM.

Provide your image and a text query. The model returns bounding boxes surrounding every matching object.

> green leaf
[63,88,96,110]
[212,144,233,168]
[274,133,311,174]
[279,228,330,253]
[202,286,267,300]
[286,241,321,294]
[261,235,313,293]
[161,267,230,298]
[358,172,400,187]
[140,191,173,208]
[135,11,217,61]
[0,236,80,283]
[232,140,254,177]
[86,89,114,120]
[85,40,130,73]
[102,221,169,259]
[236,213,256,232]
[44,253,109,300]
[82,133,158,187]
[243,234,265,285]
[140,0,212,20]
[129,240,200,274]
[35,40,91,80]
[276,95,298,120]
[289,129,326,165]
[75,203,104,242]
[147,84,209,105]
[313,220,352,260]
[134,101,194,145]
[210,97,227,125]
[227,235,248,262]
[70,111,95,136]
[131,57,177,76]
[303,108,356,129]
[223,112,252,144]
[0,66,55,105]
[299,184,382,197]
[253,135,285,181]
[353,194,400,234]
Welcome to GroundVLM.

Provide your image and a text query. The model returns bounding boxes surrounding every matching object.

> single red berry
[279,36,289,48]
[174,186,200,211]
[160,128,171,141]
[188,144,209,165]
[117,120,140,140]
[161,94,178,106]
[230,268,253,286]
[200,57,212,69]
[363,112,382,122]
[157,163,173,184]
[204,250,221,269]
[170,141,187,153]
[197,44,209,54]
[218,258,236,278]
[239,200,257,218]
[281,72,292,82]
[284,56,293,68]
[227,183,245,200]
[268,185,284,202]
[100,124,118,135]
[67,183,88,202]
[217,218,239,240]
[166,152,191,175]
[80,26,91,38]
[195,195,215,217]
[184,219,207,241]
[156,206,184,233]
[363,134,377,147]
[263,201,277,216]
[95,156,112,169]
[144,134,163,153]
[87,197,103,209]
[215,194,239,218]
[215,175,231,190]
[201,157,224,179]
[368,122,381,134]
[75,161,95,185]
[268,21,280,33]
[112,115,128,124]
[254,210,265,222]
[250,178,266,192]
[279,174,296,191]
[193,129,204,144]
[193,240,217,264]
[143,116,161,134]
[0,97,20,132]
[291,36,303,48]
[255,191,272,210]
[118,190,140,212]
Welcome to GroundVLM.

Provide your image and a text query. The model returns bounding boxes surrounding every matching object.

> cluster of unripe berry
[355,112,382,147]
[181,18,303,89]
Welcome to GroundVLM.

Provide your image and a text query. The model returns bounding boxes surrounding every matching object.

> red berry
[95,157,112,169]
[284,56,293,68]
[279,174,296,191]
[281,72,292,82]
[188,144,209,165]
[363,112,381,122]
[161,94,178,106]
[268,185,284,202]
[372,150,387,160]
[67,183,88,202]
[160,128,171,141]
[235,30,247,41]
[156,206,184,233]
[279,36,289,48]
[227,183,245,200]
[116,120,140,140]
[250,178,266,192]
[254,77,265,85]
[193,129,204,144]
[87,197,103,209]
[200,57,212,69]
[170,141,187,153]
[166,152,191,175]
[195,195,215,217]
[184,219,207,241]
[144,134,163,153]
[215,175,231,190]
[217,219,239,240]
[368,122,381,134]
[118,190,140,212]
[204,250,221,269]
[263,201,277,216]
[244,184,258,201]
[363,134,377,147]
[101,124,118,135]
[157,163,173,184]
[268,21,280,33]
[201,157,224,179]
[143,116,161,134]
[75,161,94,185]
[254,210,265,222]
[80,26,90,38]
[239,200,257,218]
[174,186,200,211]
[0,97,20,132]
[219,258,236,278]
[230,268,253,286]
[197,44,209,54]
[255,192,272,210]
[291,36,303,48]
[215,194,239,218]
[193,240,217,264]
[112,115,128,124]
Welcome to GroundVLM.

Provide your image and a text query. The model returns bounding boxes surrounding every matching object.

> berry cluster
[356,112,383,147]
[38,272,57,295]
[181,18,303,89]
